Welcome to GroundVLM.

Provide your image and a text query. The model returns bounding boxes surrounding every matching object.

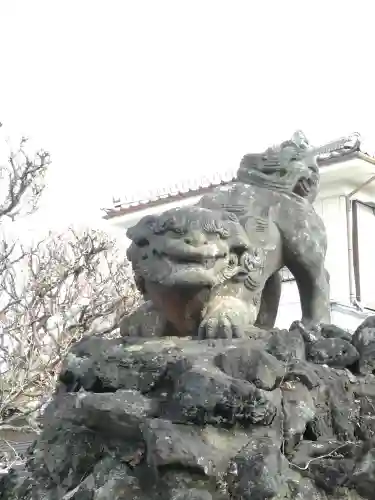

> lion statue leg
[197,244,283,339]
[283,233,330,338]
[197,281,259,339]
[289,265,330,342]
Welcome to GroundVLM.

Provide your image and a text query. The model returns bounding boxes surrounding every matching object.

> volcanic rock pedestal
[2,319,375,499]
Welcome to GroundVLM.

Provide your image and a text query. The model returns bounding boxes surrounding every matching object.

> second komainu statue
[125,131,330,340]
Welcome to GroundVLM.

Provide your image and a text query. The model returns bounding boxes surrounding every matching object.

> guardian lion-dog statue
[125,131,331,339]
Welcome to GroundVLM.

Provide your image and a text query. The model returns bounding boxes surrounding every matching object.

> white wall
[317,195,350,303]
[356,201,375,310]
[275,284,370,332]
[330,303,370,333]
[276,194,351,327]
[275,280,301,328]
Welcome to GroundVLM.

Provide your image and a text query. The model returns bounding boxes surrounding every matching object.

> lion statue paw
[197,297,252,339]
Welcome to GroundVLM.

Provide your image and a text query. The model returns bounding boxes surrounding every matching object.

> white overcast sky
[0,0,374,236]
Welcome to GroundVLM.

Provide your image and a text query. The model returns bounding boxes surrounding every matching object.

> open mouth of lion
[154,250,242,287]
[295,177,312,197]
[163,255,220,279]
[165,255,218,269]
[144,251,234,287]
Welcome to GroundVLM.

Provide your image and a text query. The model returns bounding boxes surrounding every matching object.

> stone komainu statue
[125,131,331,339]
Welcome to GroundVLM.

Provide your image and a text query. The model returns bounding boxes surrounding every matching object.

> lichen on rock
[2,320,375,499]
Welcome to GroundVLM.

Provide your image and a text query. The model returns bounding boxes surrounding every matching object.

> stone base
[2,319,375,499]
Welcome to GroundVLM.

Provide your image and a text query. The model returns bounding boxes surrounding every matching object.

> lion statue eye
[136,238,149,248]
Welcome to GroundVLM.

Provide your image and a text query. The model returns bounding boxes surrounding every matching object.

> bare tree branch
[0,227,139,433]
[0,125,139,452]
[0,126,50,221]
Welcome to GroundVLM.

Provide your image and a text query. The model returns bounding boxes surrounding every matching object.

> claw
[198,314,246,339]
[290,319,321,343]
[206,318,217,338]
[197,298,250,339]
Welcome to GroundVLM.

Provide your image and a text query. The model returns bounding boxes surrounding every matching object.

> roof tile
[103,133,370,219]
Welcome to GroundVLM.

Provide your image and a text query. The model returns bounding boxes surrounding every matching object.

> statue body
[197,181,329,332]
[125,132,330,339]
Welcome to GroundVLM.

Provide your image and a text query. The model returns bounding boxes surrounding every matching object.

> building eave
[102,180,235,220]
[317,150,375,167]
[103,133,375,221]
[357,151,375,166]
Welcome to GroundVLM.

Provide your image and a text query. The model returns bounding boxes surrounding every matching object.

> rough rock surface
[3,320,375,499]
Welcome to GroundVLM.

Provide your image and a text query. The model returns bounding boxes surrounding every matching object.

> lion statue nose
[183,231,209,247]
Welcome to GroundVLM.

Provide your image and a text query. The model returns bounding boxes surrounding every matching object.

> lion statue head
[126,206,253,293]
[237,130,320,203]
